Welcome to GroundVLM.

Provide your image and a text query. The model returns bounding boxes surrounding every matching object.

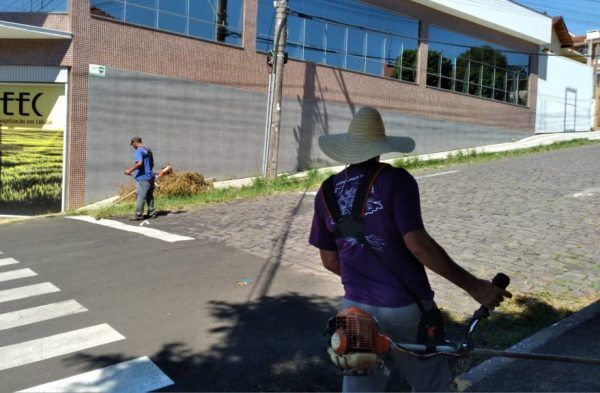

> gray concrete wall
[86,67,529,203]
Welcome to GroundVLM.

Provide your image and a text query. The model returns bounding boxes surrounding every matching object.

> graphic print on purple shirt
[309,164,434,307]
[332,172,386,251]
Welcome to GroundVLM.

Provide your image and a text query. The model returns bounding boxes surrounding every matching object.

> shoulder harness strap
[321,162,427,313]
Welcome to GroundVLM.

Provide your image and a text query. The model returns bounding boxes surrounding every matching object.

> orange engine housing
[329,307,391,355]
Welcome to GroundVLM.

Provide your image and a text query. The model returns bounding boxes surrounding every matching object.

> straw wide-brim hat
[318,107,415,164]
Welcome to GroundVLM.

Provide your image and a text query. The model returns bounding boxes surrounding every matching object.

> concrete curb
[454,299,600,392]
[79,131,600,210]
[212,131,600,189]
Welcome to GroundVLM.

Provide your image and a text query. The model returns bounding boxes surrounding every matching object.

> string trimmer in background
[94,164,173,220]
[326,273,600,375]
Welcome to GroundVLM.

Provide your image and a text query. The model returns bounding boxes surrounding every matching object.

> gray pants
[135,179,155,217]
[341,298,451,392]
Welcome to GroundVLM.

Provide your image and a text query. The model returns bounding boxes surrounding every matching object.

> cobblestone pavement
[146,144,600,316]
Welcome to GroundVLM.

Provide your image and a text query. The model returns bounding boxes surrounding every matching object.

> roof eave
[0,20,71,39]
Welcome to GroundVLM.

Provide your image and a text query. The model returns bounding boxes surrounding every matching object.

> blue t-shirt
[309,164,434,307]
[133,147,154,181]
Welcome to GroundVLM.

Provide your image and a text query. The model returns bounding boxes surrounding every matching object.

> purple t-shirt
[309,163,434,307]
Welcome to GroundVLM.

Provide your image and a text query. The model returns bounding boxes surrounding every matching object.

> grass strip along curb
[76,138,600,219]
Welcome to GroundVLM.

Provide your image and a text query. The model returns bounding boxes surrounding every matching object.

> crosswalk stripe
[68,216,194,242]
[19,356,174,392]
[0,324,125,371]
[0,268,37,283]
[0,257,19,267]
[0,283,60,304]
[0,300,88,331]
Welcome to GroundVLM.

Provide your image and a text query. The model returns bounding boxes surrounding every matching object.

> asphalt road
[0,217,345,392]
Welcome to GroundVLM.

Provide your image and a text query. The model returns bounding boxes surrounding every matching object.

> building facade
[573,30,600,129]
[535,17,595,133]
[0,0,552,212]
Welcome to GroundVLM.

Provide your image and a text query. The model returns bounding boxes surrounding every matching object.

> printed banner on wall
[0,84,66,215]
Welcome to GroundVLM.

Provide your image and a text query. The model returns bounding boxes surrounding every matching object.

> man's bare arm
[124,160,143,175]
[403,229,511,309]
[320,249,341,276]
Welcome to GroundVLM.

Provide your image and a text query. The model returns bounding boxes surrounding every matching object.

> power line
[285,8,598,59]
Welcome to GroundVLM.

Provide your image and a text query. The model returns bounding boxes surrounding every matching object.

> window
[0,0,67,12]
[427,25,530,106]
[90,0,244,46]
[256,0,419,82]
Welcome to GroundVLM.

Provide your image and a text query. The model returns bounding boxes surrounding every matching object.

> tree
[388,49,419,82]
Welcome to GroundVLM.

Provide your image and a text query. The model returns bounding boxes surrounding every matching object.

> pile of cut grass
[119,171,211,202]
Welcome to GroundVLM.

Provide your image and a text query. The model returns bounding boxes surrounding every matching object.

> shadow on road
[62,293,580,390]
[65,293,348,391]
[246,191,308,301]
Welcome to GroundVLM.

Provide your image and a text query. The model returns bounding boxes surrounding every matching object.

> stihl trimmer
[326,273,600,375]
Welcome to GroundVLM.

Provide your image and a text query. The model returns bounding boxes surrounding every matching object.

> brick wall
[0,13,72,66]
[0,39,72,66]
[85,0,538,132]
[0,12,71,31]
[66,0,91,209]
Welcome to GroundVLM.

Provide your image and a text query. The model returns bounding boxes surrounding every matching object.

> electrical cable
[285,8,599,59]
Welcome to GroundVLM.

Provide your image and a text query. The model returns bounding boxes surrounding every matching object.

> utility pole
[265,0,288,180]
[216,0,227,42]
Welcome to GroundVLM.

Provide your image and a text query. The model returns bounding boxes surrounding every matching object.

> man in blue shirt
[124,136,156,220]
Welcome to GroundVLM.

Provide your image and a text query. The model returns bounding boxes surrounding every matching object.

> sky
[515,0,600,36]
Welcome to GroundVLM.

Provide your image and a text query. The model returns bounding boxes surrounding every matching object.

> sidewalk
[456,300,600,392]
[212,130,600,189]
[72,130,600,211]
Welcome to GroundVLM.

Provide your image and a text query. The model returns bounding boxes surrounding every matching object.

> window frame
[256,0,420,84]
[89,0,244,48]
[426,25,531,107]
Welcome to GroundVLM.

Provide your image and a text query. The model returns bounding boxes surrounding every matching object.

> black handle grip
[492,273,510,290]
[474,273,510,319]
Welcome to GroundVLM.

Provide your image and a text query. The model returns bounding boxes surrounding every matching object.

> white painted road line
[0,257,19,267]
[0,300,88,331]
[570,187,600,198]
[415,170,460,179]
[68,216,194,243]
[0,268,37,283]
[0,324,125,371]
[0,283,61,304]
[20,356,174,392]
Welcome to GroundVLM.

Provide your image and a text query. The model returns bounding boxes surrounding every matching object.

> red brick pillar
[65,0,91,209]
[417,19,429,87]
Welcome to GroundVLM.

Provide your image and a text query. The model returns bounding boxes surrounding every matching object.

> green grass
[0,129,63,212]
[393,138,600,170]
[442,290,596,353]
[78,169,332,219]
[77,138,600,218]
[447,290,596,384]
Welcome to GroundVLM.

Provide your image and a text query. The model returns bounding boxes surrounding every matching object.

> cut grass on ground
[77,138,600,219]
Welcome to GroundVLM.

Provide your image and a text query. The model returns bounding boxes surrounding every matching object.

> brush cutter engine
[327,307,390,372]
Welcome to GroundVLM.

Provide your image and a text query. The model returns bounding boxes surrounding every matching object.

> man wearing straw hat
[309,107,511,392]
